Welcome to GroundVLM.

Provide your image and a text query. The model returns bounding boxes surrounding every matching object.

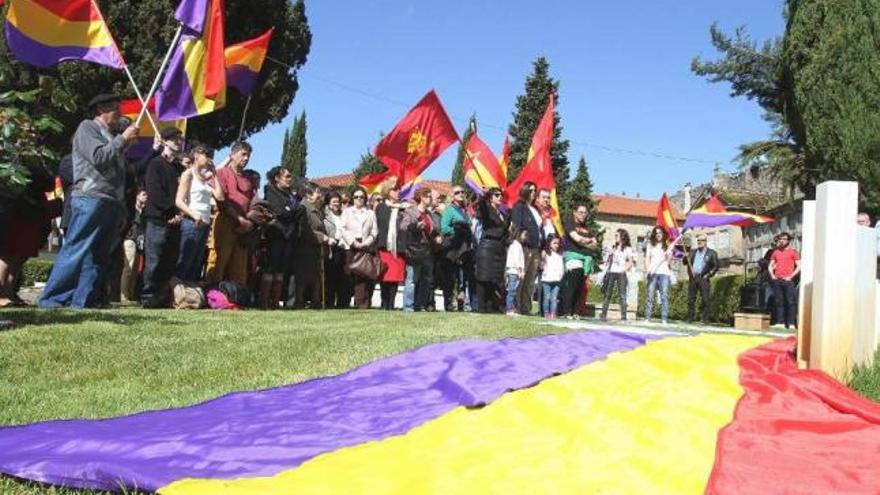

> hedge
[586,274,746,325]
[20,258,54,287]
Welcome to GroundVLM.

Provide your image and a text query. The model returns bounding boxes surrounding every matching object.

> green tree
[284,111,307,178]
[561,155,601,235]
[691,23,807,193]
[351,151,385,187]
[280,127,291,169]
[782,0,880,213]
[507,57,570,197]
[0,0,311,153]
[450,114,476,187]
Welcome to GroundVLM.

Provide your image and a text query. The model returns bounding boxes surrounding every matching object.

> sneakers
[506,310,519,317]
[770,324,786,329]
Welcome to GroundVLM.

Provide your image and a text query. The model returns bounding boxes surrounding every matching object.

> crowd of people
[0,92,820,328]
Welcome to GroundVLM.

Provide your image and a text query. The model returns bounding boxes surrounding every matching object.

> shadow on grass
[0,308,184,330]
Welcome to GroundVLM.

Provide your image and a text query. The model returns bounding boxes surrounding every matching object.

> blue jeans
[403,256,434,311]
[176,218,209,282]
[505,274,521,312]
[39,196,123,309]
[772,279,797,327]
[645,274,671,321]
[541,281,560,315]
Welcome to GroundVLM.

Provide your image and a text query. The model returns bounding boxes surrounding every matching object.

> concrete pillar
[796,201,815,368]
[809,182,858,378]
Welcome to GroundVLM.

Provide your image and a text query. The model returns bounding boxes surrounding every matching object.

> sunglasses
[453,190,464,195]
[353,195,365,199]
[491,192,502,197]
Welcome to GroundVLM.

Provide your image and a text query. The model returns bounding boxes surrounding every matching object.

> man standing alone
[40,94,138,308]
[769,232,800,329]
[685,234,718,323]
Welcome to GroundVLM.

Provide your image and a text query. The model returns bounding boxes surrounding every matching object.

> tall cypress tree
[280,128,291,169]
[286,111,308,179]
[562,155,601,236]
[450,114,477,186]
[507,57,570,197]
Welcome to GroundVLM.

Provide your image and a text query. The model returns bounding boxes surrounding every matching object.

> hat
[160,127,183,140]
[88,93,120,108]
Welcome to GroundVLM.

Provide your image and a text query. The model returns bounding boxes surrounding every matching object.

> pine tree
[280,128,291,169]
[783,0,880,214]
[287,111,308,178]
[450,114,477,186]
[507,57,570,197]
[562,156,601,236]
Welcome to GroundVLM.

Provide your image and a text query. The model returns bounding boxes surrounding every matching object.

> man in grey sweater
[40,94,139,309]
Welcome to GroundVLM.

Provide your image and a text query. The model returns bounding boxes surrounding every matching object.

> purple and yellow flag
[156,0,227,120]
[4,0,125,69]
[682,194,774,229]
[224,28,273,96]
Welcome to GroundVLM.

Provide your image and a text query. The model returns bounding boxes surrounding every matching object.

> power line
[267,56,728,168]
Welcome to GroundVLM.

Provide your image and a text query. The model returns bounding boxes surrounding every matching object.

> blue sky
[241,0,785,199]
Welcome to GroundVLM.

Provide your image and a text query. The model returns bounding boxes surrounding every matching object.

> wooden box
[734,312,770,331]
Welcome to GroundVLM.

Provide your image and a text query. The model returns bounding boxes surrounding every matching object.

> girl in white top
[175,145,219,282]
[644,226,674,323]
[505,229,527,315]
[600,229,635,321]
[540,234,565,319]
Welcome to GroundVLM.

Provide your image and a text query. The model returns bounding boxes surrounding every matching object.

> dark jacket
[474,199,508,284]
[687,247,719,279]
[263,184,299,240]
[510,200,542,249]
[375,202,407,253]
[296,199,329,250]
[400,205,437,260]
[143,156,182,223]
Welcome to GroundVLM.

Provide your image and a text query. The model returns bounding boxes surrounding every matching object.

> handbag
[346,250,388,281]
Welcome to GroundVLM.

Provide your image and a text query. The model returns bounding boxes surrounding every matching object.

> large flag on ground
[4,0,125,69]
[120,98,187,160]
[156,0,227,120]
[224,28,273,96]
[505,93,563,233]
[656,193,680,239]
[462,133,507,196]
[683,194,774,229]
[361,90,458,197]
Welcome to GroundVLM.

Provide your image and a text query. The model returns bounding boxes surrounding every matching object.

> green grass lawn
[0,308,878,494]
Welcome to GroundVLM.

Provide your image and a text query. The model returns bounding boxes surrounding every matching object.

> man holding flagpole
[40,94,139,309]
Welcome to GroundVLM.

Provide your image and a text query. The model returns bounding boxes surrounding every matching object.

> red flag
[505,93,563,233]
[372,90,458,190]
[499,135,510,180]
[656,193,680,239]
[203,0,226,100]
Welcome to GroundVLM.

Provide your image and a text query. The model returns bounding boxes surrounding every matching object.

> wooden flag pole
[135,25,184,127]
[238,96,252,140]
[121,64,160,135]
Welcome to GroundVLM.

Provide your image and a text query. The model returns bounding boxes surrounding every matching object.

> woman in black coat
[262,167,298,309]
[474,187,509,313]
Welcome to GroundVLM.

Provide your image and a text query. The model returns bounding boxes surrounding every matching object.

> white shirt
[541,251,565,283]
[506,240,525,274]
[608,246,635,274]
[646,244,672,276]
[187,173,213,223]
[340,206,378,249]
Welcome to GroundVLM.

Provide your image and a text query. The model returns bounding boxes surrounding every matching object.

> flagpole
[238,96,252,140]
[121,65,160,135]
[135,24,184,127]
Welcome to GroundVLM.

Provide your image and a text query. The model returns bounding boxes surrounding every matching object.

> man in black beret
[40,93,139,309]
[140,126,186,308]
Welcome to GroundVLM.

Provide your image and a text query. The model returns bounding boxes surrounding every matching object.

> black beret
[88,93,120,108]
[160,127,183,140]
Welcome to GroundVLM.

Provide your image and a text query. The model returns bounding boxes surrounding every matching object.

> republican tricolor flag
[119,98,187,160]
[656,193,680,240]
[4,0,125,69]
[156,0,227,120]
[224,28,273,96]
[462,133,507,196]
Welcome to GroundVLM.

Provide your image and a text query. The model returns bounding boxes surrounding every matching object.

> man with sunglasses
[685,234,718,323]
[440,187,475,311]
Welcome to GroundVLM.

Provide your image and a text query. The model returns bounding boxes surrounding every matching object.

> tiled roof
[593,194,685,221]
